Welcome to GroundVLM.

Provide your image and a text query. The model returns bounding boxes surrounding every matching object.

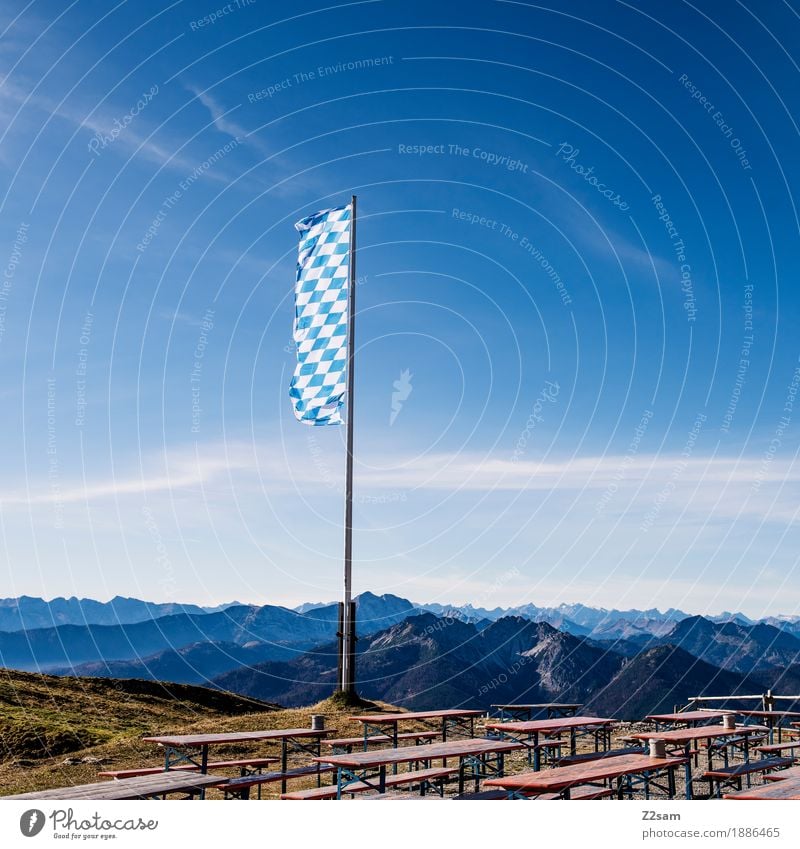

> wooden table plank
[633,725,769,743]
[736,711,800,744]
[724,777,800,799]
[2,772,225,801]
[646,710,736,724]
[484,754,687,792]
[634,724,770,800]
[491,704,582,712]
[485,716,616,733]
[142,728,330,747]
[143,727,332,795]
[737,710,800,720]
[491,704,582,721]
[347,709,485,724]
[315,737,523,769]
[486,716,616,771]
[492,703,582,708]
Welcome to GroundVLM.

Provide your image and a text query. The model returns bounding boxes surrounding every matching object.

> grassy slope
[0,670,640,800]
[0,669,392,797]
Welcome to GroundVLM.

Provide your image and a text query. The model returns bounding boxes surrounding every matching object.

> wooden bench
[2,772,225,801]
[755,742,800,756]
[724,778,800,799]
[623,733,699,760]
[324,731,438,751]
[557,747,645,766]
[765,765,800,782]
[98,758,279,779]
[454,784,613,800]
[280,766,457,799]
[454,789,509,800]
[352,791,442,800]
[532,739,564,766]
[535,785,615,800]
[217,764,337,799]
[480,734,563,766]
[705,733,768,752]
[703,757,794,796]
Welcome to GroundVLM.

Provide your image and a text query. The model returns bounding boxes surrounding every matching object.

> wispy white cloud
[0,444,252,506]
[184,84,247,141]
[555,192,677,282]
[0,75,193,172]
[184,82,270,155]
[3,440,798,616]
[3,441,799,527]
[0,74,251,186]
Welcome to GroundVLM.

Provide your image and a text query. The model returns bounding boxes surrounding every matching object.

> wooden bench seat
[220,763,338,798]
[755,742,800,756]
[705,734,768,752]
[324,731,438,750]
[532,785,614,800]
[704,757,794,780]
[352,792,443,800]
[280,767,457,799]
[765,765,800,782]
[98,758,279,779]
[455,784,613,800]
[217,764,337,799]
[557,747,645,766]
[454,789,509,800]
[703,757,794,796]
[255,764,336,783]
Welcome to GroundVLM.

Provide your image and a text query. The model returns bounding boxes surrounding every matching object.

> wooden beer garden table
[485,716,617,770]
[142,728,332,793]
[484,753,688,799]
[646,710,736,730]
[314,737,523,798]
[348,709,485,748]
[491,703,582,721]
[1,771,225,801]
[737,710,800,743]
[633,724,769,799]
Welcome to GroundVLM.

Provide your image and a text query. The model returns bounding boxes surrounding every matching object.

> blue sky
[1,0,799,617]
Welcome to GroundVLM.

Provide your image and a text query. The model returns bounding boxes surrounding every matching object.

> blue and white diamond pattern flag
[289,204,352,425]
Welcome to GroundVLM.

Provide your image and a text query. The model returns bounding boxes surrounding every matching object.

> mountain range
[4,593,798,637]
[0,595,239,631]
[0,593,417,673]
[2,593,800,718]
[213,612,800,717]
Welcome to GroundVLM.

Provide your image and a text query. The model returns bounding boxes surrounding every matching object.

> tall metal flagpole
[340,195,357,695]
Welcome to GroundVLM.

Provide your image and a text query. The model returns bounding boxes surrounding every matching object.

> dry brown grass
[0,668,397,797]
[0,670,698,800]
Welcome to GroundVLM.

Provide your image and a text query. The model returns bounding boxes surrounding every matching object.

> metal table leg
[683,743,693,800]
[199,745,210,799]
[281,740,288,795]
